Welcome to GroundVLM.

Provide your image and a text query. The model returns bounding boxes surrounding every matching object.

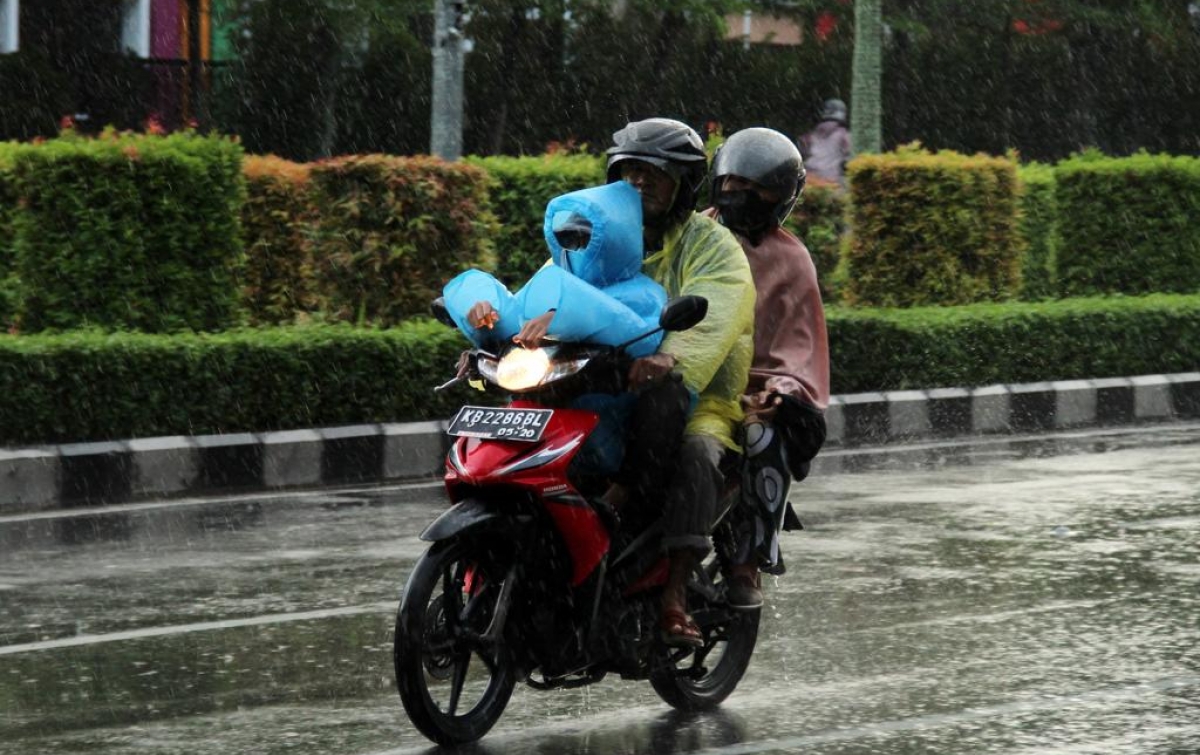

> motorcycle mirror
[431,297,457,328]
[659,295,708,332]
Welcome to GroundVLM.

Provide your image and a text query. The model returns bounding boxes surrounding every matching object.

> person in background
[798,98,852,189]
[602,117,757,647]
[708,126,830,609]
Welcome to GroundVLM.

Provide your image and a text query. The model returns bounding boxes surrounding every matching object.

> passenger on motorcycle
[442,180,665,358]
[440,180,672,475]
[708,127,831,609]
[602,117,756,647]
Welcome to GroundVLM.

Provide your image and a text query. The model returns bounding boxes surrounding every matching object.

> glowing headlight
[495,348,552,391]
[477,347,594,392]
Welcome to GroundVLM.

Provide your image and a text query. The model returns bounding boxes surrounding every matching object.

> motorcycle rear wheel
[394,538,516,746]
[649,577,760,711]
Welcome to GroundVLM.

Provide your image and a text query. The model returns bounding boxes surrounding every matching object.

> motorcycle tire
[394,538,516,746]
[648,586,760,711]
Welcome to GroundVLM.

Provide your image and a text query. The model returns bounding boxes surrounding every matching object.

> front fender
[420,497,530,542]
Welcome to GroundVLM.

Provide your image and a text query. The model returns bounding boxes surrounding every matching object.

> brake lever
[433,350,475,393]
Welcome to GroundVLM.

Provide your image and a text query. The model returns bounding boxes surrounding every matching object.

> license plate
[447,406,554,442]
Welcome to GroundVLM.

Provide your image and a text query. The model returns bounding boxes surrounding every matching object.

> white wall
[121,0,151,58]
[0,0,18,54]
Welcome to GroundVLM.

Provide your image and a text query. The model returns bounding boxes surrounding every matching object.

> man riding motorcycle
[709,126,830,609]
[602,117,756,646]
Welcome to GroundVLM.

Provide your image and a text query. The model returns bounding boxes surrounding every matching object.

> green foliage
[883,2,1200,161]
[217,0,432,161]
[465,153,605,285]
[1054,152,1200,296]
[10,130,246,333]
[334,13,433,157]
[829,293,1200,393]
[307,155,498,325]
[784,178,848,302]
[218,0,345,161]
[0,144,18,326]
[241,155,316,325]
[0,321,475,445]
[1016,163,1059,300]
[843,146,1024,307]
[3,295,1196,444]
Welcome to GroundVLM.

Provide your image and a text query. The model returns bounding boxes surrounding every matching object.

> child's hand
[513,311,555,349]
[468,301,499,329]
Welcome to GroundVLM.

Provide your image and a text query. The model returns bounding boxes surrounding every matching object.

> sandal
[660,607,704,648]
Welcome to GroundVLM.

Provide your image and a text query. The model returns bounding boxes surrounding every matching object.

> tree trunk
[851,0,883,154]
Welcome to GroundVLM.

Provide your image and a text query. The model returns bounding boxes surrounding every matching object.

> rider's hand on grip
[627,352,678,390]
[742,390,783,421]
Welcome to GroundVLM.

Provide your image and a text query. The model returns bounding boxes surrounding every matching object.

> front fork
[478,562,519,647]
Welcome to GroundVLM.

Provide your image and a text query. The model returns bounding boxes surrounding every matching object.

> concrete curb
[2,373,1198,514]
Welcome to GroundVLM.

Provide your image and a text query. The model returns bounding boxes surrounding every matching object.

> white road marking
[0,602,396,656]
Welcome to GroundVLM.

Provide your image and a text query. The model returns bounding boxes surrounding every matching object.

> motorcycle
[393,295,760,746]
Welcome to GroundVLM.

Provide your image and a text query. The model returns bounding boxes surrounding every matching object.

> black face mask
[715,189,777,240]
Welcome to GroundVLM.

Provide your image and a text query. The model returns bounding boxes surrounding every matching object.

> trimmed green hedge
[0,320,474,445]
[844,146,1024,307]
[466,154,605,285]
[241,154,315,325]
[1055,151,1200,297]
[307,155,497,326]
[1,294,1196,445]
[785,178,848,302]
[9,130,245,333]
[1017,163,1058,300]
[829,293,1200,393]
[0,143,17,326]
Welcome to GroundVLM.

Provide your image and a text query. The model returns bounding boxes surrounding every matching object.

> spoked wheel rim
[395,539,515,746]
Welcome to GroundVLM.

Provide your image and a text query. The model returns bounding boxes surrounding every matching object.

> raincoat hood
[543,181,644,288]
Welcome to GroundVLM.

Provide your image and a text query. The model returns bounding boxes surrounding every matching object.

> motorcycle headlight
[478,347,592,392]
[496,348,552,391]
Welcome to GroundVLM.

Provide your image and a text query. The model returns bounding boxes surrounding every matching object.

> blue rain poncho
[443,181,666,359]
[442,181,669,474]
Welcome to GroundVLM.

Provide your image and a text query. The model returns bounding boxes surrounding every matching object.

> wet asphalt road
[2,424,1199,755]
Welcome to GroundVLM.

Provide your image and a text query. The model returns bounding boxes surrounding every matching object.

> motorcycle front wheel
[648,566,760,711]
[394,538,516,746]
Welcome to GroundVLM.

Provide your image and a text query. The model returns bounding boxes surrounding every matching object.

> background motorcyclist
[798,98,852,189]
[709,126,831,609]
[603,117,756,647]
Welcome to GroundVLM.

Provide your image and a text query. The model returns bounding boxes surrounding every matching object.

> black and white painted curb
[2,373,1198,514]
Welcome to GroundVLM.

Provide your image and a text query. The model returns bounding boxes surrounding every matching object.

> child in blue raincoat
[441,181,668,474]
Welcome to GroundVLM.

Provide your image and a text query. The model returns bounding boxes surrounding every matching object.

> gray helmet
[606,118,708,221]
[820,98,848,125]
[712,127,806,226]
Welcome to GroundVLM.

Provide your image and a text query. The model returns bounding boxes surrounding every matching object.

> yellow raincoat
[643,212,756,451]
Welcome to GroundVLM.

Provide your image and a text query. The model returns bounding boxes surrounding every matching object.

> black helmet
[820,98,848,125]
[606,118,707,222]
[712,127,806,231]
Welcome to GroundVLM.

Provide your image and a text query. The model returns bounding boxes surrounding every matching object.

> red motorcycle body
[442,399,665,588]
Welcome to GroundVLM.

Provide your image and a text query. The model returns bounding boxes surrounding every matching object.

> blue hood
[543,181,644,287]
